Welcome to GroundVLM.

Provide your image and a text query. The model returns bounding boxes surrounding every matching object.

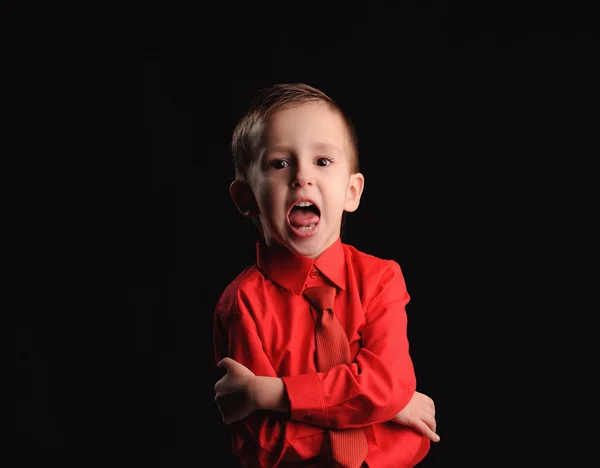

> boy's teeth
[295,201,313,207]
[298,224,315,231]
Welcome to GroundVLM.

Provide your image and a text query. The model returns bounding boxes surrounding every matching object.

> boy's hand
[391,391,440,442]
[214,357,257,424]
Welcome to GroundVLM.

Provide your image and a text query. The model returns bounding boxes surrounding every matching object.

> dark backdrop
[17,2,598,467]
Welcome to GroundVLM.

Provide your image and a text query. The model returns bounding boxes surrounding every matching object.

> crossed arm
[214,356,440,443]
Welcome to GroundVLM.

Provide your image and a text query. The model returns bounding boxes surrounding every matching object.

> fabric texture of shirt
[213,238,430,467]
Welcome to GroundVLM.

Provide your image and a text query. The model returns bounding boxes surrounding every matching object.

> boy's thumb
[217,357,234,372]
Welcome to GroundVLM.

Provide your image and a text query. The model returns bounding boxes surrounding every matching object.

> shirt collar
[256,238,346,295]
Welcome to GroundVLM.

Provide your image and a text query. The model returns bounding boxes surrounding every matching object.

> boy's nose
[290,165,314,187]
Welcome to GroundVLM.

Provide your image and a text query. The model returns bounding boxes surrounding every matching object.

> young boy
[213,83,438,467]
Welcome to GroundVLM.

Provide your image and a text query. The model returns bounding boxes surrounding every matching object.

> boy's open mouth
[288,201,320,231]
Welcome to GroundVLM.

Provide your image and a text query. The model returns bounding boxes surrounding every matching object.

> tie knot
[302,285,336,311]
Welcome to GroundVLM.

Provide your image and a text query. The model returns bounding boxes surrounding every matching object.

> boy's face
[231,101,364,259]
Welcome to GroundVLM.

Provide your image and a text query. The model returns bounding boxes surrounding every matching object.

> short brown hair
[231,83,359,181]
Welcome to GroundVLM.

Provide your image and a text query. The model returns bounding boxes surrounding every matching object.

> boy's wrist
[254,376,289,413]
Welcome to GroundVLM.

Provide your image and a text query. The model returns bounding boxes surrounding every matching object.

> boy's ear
[229,180,259,218]
[344,172,365,213]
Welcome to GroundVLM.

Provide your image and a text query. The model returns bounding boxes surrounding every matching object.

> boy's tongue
[289,208,319,227]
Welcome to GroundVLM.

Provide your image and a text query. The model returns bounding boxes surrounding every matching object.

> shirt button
[310,268,319,278]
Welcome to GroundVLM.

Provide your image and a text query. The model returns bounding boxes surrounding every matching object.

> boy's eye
[316,157,332,167]
[270,160,290,169]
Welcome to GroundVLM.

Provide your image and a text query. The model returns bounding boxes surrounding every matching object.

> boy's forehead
[260,102,349,149]
[264,141,344,156]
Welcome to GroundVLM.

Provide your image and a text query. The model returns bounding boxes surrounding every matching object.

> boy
[213,83,438,467]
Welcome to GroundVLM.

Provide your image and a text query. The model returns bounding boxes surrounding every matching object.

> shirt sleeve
[282,260,417,429]
[214,301,327,466]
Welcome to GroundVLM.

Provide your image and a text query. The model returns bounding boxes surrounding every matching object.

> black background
[15,1,599,467]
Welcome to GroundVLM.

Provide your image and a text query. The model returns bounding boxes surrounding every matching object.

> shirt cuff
[282,373,327,424]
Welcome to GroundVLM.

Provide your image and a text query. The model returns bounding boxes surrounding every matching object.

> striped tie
[303,285,368,468]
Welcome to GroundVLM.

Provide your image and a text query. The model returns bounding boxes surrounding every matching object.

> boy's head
[230,83,365,259]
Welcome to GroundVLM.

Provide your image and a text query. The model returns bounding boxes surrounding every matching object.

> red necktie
[303,285,368,468]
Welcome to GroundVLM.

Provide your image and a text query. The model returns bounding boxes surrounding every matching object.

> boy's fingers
[424,426,440,442]
[425,414,437,433]
[416,421,440,442]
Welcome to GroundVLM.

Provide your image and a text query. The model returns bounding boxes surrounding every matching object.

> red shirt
[213,238,430,467]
